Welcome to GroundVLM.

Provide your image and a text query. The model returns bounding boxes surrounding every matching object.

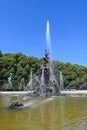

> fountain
[9,20,60,109]
[23,20,60,97]
[21,21,59,97]
[24,49,59,97]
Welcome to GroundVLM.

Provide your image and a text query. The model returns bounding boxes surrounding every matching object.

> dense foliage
[0,50,87,90]
[0,51,42,90]
[52,61,87,89]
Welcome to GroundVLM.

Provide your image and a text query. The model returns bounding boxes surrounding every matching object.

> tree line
[0,50,87,90]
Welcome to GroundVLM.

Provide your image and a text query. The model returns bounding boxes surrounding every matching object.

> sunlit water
[0,95,87,130]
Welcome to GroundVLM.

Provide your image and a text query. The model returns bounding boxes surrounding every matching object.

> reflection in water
[59,97,65,129]
[0,96,87,130]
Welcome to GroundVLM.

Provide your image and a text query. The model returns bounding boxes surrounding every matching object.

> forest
[0,50,87,91]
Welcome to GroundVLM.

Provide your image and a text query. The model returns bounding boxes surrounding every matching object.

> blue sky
[0,0,87,66]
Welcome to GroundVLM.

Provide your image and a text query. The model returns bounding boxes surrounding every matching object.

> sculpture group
[25,50,60,97]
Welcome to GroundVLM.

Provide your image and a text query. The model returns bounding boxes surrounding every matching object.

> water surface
[0,95,87,130]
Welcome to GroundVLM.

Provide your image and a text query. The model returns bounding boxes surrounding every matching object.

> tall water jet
[41,66,44,85]
[46,20,52,55]
[46,20,54,81]
[19,78,25,91]
[25,72,33,91]
[8,73,12,83]
[60,71,64,91]
[30,71,33,90]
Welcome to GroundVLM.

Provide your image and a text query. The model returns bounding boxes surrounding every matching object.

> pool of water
[0,95,87,130]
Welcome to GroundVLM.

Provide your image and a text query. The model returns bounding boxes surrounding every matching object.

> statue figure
[42,50,50,67]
